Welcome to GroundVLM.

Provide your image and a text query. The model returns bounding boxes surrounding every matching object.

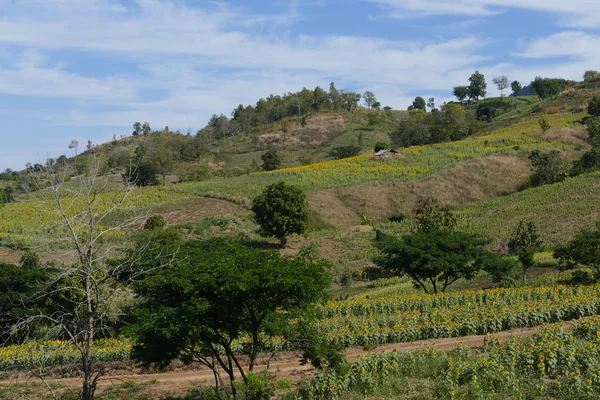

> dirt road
[1,321,576,391]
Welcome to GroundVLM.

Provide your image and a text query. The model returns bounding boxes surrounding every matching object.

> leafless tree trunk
[19,155,176,400]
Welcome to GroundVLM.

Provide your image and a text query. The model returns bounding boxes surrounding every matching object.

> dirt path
[0,321,577,390]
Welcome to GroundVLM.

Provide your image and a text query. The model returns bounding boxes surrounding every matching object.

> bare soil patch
[153,197,251,226]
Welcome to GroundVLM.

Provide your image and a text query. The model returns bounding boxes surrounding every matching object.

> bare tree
[493,75,509,98]
[19,155,177,400]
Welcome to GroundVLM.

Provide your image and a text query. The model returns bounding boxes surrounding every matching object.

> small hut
[372,149,401,160]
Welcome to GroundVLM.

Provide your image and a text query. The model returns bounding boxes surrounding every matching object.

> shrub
[373,142,390,152]
[587,96,600,117]
[144,215,166,230]
[328,146,362,160]
[261,149,283,171]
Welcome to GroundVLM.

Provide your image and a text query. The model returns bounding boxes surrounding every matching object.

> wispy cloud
[366,0,600,27]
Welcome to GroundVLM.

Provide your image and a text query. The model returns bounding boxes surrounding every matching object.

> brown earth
[311,153,533,226]
[153,197,251,226]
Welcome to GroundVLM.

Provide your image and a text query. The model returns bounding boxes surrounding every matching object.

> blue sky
[1,0,600,170]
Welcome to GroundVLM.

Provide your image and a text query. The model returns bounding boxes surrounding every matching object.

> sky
[1,0,600,170]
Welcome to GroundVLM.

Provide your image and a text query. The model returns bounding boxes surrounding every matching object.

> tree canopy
[554,222,600,281]
[128,239,331,398]
[252,182,308,247]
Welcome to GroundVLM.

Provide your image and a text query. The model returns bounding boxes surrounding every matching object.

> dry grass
[152,197,251,226]
[329,153,532,224]
[543,127,589,148]
[308,190,359,227]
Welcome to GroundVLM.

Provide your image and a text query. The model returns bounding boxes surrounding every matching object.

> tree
[508,220,543,281]
[68,140,79,155]
[132,122,142,136]
[554,222,600,281]
[261,149,282,171]
[128,240,330,400]
[468,70,487,102]
[584,70,600,83]
[19,155,175,400]
[374,141,390,152]
[123,162,159,187]
[0,259,47,345]
[539,116,551,133]
[328,145,362,159]
[427,97,435,111]
[530,77,570,99]
[492,75,509,98]
[511,80,522,95]
[412,97,426,111]
[252,182,308,247]
[142,122,151,135]
[572,118,600,175]
[588,96,600,118]
[412,197,456,232]
[453,86,470,104]
[363,91,377,109]
[375,229,510,293]
[526,150,568,188]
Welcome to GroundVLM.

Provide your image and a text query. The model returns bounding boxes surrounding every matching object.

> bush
[588,96,600,117]
[144,215,166,230]
[252,181,308,247]
[123,163,160,187]
[530,77,570,99]
[261,149,282,171]
[525,150,568,188]
[374,142,390,152]
[328,146,362,160]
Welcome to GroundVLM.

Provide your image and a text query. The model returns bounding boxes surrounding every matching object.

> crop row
[315,285,600,347]
[300,316,600,399]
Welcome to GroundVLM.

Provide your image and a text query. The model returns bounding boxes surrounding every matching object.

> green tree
[427,97,435,111]
[375,229,510,293]
[492,75,509,98]
[588,96,600,118]
[554,222,600,281]
[132,122,142,136]
[328,145,362,159]
[252,182,308,248]
[530,77,570,99]
[142,122,151,135]
[144,215,166,230]
[123,163,159,187]
[412,96,426,111]
[572,119,600,175]
[261,148,282,171]
[374,141,390,152]
[511,80,522,95]
[412,197,456,232]
[508,219,543,281]
[363,91,377,109]
[468,70,487,102]
[526,150,568,188]
[539,116,551,133]
[453,86,470,104]
[0,259,47,344]
[128,240,330,399]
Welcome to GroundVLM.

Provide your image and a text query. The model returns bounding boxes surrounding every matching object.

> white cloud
[519,31,600,59]
[367,0,600,27]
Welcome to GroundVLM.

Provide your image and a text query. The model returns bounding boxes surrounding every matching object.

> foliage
[526,149,569,188]
[492,75,509,97]
[144,215,166,230]
[539,115,551,133]
[452,86,470,104]
[554,222,600,281]
[373,142,390,152]
[572,118,600,175]
[468,70,487,101]
[391,103,481,147]
[588,97,600,117]
[261,149,282,172]
[128,239,330,396]
[0,339,132,371]
[252,181,308,247]
[301,318,600,400]
[0,261,48,344]
[316,284,600,348]
[412,197,456,232]
[412,97,426,111]
[511,80,522,95]
[374,229,510,293]
[475,99,513,122]
[508,219,543,281]
[328,145,362,160]
[530,77,571,99]
[123,163,160,187]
